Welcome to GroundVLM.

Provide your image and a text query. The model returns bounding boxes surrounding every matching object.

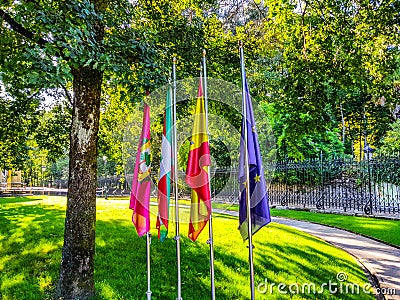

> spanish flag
[186,77,211,242]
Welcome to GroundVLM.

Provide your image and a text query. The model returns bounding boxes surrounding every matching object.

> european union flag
[238,73,271,240]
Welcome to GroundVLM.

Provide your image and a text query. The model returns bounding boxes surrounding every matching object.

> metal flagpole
[202,49,216,300]
[172,57,183,300]
[146,232,152,300]
[239,41,256,300]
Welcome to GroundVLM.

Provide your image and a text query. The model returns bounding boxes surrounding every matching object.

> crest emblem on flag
[138,138,151,182]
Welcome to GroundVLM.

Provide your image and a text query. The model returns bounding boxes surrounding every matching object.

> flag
[130,103,151,237]
[156,86,172,241]
[186,77,211,242]
[238,73,271,240]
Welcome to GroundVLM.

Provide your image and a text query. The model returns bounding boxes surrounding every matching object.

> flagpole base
[146,291,152,300]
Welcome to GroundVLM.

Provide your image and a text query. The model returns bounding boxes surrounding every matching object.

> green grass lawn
[271,209,400,247]
[0,196,375,299]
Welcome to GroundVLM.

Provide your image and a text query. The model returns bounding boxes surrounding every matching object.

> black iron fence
[175,155,400,216]
[267,156,400,215]
[37,155,400,216]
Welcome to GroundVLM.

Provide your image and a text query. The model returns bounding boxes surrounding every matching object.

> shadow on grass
[253,225,373,300]
[0,204,66,299]
[0,196,43,205]
[213,213,237,221]
[95,220,233,300]
[94,218,375,300]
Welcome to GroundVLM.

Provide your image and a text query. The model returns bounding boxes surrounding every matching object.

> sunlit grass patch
[94,198,374,299]
[97,281,120,300]
[0,197,65,299]
[0,196,375,299]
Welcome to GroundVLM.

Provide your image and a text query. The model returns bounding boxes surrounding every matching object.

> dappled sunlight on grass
[253,224,373,299]
[95,206,374,299]
[0,197,65,299]
[1,274,25,290]
[21,240,60,255]
[0,196,43,205]
[0,196,376,299]
[37,273,53,292]
[97,281,120,299]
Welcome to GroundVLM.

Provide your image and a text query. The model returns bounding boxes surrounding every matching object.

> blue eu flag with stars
[238,73,271,240]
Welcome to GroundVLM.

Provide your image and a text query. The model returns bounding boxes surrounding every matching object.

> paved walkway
[213,208,400,300]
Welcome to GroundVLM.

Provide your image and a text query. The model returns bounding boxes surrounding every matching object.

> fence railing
[267,156,400,215]
[35,155,400,216]
[173,156,400,216]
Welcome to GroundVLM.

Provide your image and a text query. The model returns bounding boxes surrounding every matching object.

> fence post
[282,159,288,206]
[364,154,373,214]
[316,151,324,209]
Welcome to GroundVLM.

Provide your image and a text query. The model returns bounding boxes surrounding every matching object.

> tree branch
[24,0,40,6]
[250,0,266,19]
[60,83,73,107]
[1,8,69,61]
[0,9,48,45]
[300,2,308,60]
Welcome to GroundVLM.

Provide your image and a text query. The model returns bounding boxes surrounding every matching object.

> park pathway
[213,208,400,300]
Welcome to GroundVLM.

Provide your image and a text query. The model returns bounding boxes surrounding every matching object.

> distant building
[0,171,6,183]
[0,170,22,190]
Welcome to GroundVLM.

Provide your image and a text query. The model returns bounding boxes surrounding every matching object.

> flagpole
[239,41,256,300]
[172,57,183,300]
[146,232,152,300]
[202,49,216,300]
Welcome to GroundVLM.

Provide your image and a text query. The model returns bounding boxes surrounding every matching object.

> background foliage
[1,0,399,177]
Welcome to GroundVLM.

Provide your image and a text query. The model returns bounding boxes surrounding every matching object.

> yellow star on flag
[254,174,261,182]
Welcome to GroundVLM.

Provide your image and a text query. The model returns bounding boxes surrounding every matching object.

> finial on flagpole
[202,49,206,57]
[239,40,244,48]
[173,57,177,64]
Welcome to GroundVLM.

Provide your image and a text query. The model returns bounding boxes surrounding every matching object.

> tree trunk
[340,102,345,144]
[56,66,102,299]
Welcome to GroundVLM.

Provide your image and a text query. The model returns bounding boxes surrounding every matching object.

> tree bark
[56,66,102,299]
[56,1,107,297]
[2,2,108,299]
[340,102,345,144]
